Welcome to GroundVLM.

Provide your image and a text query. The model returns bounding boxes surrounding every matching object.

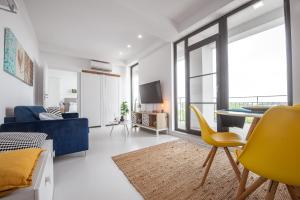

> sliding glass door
[175,23,222,134]
[187,39,218,132]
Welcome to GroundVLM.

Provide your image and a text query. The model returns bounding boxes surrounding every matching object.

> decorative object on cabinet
[120,101,129,122]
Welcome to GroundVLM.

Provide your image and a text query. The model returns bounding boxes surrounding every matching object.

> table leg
[110,126,114,136]
[125,125,130,136]
[246,117,260,140]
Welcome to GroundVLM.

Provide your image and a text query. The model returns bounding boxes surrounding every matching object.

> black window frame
[130,62,139,111]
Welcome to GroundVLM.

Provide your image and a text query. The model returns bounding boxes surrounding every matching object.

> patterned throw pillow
[39,112,63,120]
[0,132,47,152]
[46,107,62,117]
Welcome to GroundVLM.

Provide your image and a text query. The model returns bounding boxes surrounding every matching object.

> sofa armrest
[4,117,16,123]
[62,113,79,119]
[0,118,89,156]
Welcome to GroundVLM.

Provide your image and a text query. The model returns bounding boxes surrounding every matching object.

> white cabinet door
[100,76,120,125]
[81,73,101,127]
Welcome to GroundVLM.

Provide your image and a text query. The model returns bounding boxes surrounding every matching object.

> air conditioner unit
[90,60,112,72]
[0,0,17,13]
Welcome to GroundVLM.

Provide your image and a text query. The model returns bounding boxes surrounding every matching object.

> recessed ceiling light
[119,52,123,55]
[138,34,143,39]
[253,1,264,9]
[127,44,132,48]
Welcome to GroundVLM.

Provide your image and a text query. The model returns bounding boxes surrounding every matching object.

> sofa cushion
[14,106,46,122]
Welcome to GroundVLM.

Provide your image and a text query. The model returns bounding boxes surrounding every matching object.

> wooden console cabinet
[131,112,168,136]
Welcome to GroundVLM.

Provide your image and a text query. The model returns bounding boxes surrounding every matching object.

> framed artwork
[3,28,33,86]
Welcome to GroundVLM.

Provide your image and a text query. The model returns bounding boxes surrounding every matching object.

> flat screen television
[139,81,163,104]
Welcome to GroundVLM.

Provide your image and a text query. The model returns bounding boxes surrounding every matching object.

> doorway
[44,69,79,113]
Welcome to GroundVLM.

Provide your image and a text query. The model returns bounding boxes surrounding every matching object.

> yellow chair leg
[286,185,300,200]
[246,117,260,140]
[236,168,249,198]
[265,180,279,200]
[224,147,241,181]
[202,147,213,167]
[237,177,267,200]
[200,146,217,186]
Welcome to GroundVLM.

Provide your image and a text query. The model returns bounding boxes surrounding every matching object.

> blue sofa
[0,106,89,156]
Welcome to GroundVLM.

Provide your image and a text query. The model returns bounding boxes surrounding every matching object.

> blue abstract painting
[3,28,33,86]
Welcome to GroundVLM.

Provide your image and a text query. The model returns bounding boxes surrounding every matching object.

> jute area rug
[112,139,290,200]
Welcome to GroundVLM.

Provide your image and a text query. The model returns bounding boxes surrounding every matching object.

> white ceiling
[24,0,234,65]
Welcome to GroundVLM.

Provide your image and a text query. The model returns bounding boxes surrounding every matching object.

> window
[227,0,288,137]
[228,0,288,109]
[173,0,292,134]
[175,41,186,130]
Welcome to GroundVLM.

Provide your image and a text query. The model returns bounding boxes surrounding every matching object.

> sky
[176,24,288,103]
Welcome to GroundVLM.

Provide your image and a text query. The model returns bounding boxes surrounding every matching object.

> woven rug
[112,139,291,200]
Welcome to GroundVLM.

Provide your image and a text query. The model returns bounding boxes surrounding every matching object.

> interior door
[100,75,120,125]
[187,36,219,133]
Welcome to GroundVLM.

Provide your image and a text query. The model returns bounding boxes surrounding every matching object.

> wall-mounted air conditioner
[90,60,112,72]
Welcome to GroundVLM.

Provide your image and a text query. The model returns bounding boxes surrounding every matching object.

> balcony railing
[177,95,287,123]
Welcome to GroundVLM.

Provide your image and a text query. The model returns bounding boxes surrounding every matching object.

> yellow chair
[190,105,246,186]
[236,106,300,200]
[293,104,300,109]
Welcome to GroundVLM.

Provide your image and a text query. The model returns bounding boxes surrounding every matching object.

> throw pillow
[46,107,62,117]
[0,148,43,197]
[39,112,63,120]
[0,132,47,152]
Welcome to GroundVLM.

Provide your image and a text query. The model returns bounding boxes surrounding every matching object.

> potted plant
[120,101,129,122]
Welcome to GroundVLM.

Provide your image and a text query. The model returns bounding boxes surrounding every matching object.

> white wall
[41,52,89,72]
[138,43,173,129]
[290,0,300,104]
[0,0,40,123]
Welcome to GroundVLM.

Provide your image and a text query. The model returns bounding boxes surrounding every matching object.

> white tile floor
[53,127,178,200]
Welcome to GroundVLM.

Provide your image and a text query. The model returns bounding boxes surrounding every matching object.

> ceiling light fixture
[138,34,143,39]
[253,1,264,9]
[127,44,132,48]
[119,52,123,56]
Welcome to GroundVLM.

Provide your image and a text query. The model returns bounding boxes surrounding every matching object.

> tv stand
[131,112,168,136]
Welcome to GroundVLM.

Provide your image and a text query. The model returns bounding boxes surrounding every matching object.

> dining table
[216,109,263,139]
